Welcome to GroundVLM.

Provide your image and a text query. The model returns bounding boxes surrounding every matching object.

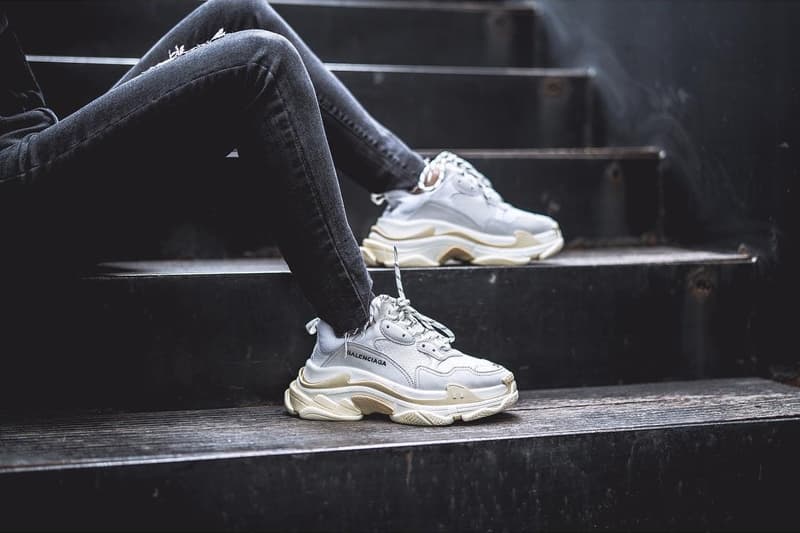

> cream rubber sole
[285,367,518,426]
[360,219,564,267]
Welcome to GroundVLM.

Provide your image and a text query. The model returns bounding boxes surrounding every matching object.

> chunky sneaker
[361,151,564,267]
[285,253,518,426]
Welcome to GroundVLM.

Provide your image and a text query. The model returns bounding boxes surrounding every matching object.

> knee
[225,30,305,85]
[234,30,302,67]
[205,0,280,26]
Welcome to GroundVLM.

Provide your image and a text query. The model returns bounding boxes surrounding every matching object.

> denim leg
[5,31,372,334]
[117,0,424,193]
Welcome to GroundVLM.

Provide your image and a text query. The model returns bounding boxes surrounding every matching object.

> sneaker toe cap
[515,210,560,234]
[420,357,513,390]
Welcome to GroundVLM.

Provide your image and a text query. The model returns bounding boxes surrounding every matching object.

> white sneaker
[285,257,518,426]
[361,151,564,267]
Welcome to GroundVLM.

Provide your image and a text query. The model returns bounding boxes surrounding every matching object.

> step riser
[16,154,657,261]
[2,420,796,530]
[5,0,543,67]
[27,61,591,148]
[0,150,661,261]
[0,260,756,410]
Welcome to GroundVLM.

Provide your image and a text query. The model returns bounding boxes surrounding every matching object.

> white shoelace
[383,247,455,350]
[305,247,456,353]
[429,151,504,205]
[370,151,504,207]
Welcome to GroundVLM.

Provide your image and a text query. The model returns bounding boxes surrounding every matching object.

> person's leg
[115,0,424,194]
[111,0,563,269]
[2,30,372,334]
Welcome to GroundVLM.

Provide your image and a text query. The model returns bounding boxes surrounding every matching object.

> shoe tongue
[372,295,450,346]
[371,295,421,332]
[370,294,397,319]
[444,161,503,204]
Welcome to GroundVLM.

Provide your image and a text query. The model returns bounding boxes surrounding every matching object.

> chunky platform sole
[285,368,518,426]
[360,223,564,267]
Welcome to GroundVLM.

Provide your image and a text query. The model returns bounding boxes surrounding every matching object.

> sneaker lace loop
[387,247,455,349]
[421,151,504,205]
[304,251,456,353]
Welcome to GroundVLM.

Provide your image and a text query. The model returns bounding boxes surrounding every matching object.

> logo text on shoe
[347,349,387,366]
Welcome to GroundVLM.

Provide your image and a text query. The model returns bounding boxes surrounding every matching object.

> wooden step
[1,378,797,530]
[0,247,758,411]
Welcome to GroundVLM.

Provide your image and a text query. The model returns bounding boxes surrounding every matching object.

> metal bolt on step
[542,77,567,98]
[688,267,717,300]
[605,161,624,185]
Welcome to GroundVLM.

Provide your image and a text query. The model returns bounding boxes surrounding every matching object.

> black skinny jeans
[0,0,426,334]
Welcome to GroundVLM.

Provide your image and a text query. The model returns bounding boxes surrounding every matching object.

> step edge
[271,0,538,13]
[86,248,755,279]
[5,378,793,474]
[25,55,589,78]
[327,63,589,77]
[228,147,665,160]
[3,415,797,476]
[11,0,537,15]
[416,147,666,160]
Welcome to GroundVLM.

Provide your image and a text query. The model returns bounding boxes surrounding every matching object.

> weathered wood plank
[90,246,749,277]
[1,379,798,531]
[2,378,797,473]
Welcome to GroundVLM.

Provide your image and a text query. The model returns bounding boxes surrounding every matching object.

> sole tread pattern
[285,378,519,426]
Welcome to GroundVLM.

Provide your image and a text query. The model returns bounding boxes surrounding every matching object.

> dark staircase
[1,1,796,530]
